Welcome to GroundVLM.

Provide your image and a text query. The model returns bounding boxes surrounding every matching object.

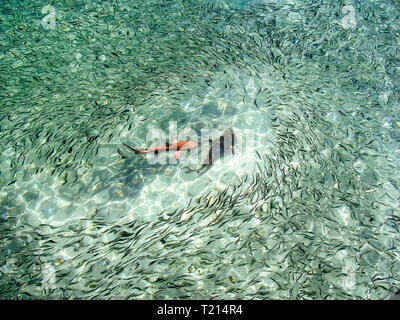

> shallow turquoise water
[1,0,400,299]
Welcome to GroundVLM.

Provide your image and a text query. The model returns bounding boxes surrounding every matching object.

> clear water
[1,0,400,299]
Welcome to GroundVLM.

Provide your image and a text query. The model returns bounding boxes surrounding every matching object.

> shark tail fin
[123,143,143,154]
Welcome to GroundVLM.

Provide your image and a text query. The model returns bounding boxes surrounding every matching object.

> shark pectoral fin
[154,150,159,156]
[176,150,181,161]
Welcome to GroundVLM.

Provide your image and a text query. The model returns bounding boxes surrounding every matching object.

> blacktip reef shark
[185,128,236,174]
[123,138,198,161]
